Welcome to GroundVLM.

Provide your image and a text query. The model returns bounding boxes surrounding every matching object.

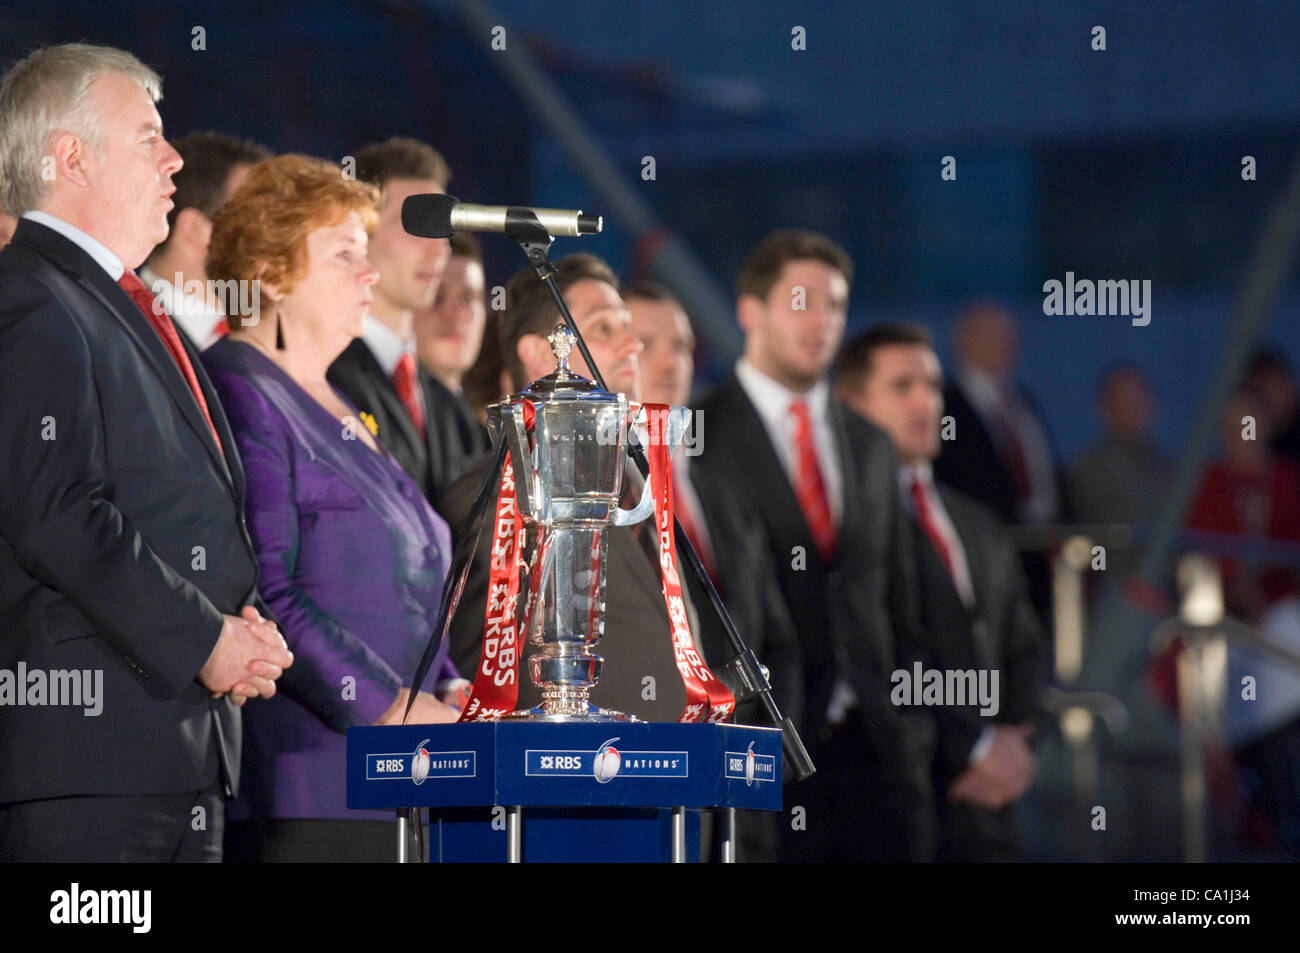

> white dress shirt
[138,264,226,349]
[361,314,425,416]
[734,357,843,523]
[22,210,124,280]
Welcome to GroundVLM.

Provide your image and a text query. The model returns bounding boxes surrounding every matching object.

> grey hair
[0,44,162,215]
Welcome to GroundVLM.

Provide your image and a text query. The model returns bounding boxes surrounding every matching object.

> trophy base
[500,705,640,723]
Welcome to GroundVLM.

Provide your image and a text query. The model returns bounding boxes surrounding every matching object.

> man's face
[366,177,450,314]
[846,344,944,466]
[741,259,848,391]
[629,296,694,406]
[81,72,182,267]
[413,254,486,383]
[520,279,640,397]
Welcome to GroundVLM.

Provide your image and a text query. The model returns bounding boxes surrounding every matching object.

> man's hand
[947,724,1036,810]
[199,606,293,705]
[375,687,460,725]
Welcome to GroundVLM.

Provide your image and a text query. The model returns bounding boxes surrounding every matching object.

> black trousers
[780,713,935,863]
[225,818,421,863]
[0,782,224,862]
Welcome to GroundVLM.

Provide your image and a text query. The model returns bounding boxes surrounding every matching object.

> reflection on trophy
[487,325,690,722]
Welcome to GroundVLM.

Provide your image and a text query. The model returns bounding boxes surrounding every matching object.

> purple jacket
[203,338,457,820]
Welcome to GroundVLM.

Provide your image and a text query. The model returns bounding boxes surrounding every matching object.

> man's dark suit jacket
[328,337,440,502]
[933,381,1061,525]
[911,483,1047,861]
[695,376,934,860]
[0,220,262,804]
[423,374,490,502]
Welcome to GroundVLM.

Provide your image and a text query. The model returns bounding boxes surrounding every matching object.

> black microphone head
[577,213,602,235]
[401,193,459,238]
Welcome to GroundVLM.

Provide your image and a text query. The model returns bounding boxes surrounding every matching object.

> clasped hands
[198,606,294,706]
[947,723,1036,810]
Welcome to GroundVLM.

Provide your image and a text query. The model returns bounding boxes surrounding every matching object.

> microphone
[402,193,603,240]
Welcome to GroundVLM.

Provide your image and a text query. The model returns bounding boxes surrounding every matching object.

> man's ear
[173,207,211,253]
[516,333,550,383]
[50,131,91,188]
[736,293,764,336]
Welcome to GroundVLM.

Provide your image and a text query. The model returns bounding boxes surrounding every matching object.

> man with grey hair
[0,43,292,861]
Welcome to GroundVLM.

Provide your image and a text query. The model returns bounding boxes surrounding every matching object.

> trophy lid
[518,324,621,402]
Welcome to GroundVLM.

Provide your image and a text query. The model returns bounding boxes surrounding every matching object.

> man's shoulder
[327,337,380,387]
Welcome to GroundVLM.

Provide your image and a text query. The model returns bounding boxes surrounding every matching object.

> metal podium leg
[506,806,523,863]
[718,808,736,863]
[671,806,686,862]
[396,810,409,863]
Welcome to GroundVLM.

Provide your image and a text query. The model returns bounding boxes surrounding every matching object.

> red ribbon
[641,403,735,723]
[458,403,534,721]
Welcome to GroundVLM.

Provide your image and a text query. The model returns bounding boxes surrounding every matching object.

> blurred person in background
[328,137,453,503]
[0,209,15,249]
[837,322,1047,861]
[203,155,463,862]
[413,230,490,493]
[461,305,512,424]
[140,130,271,349]
[1243,347,1300,465]
[626,278,802,862]
[934,301,1063,624]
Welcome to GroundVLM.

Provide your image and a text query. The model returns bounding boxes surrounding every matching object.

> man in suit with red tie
[327,137,456,503]
[0,44,292,861]
[696,231,935,861]
[835,322,1047,861]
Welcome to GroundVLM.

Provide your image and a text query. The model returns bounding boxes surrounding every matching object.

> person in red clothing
[1185,389,1300,622]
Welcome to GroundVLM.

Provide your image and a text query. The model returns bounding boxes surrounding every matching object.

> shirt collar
[735,356,830,427]
[23,210,125,281]
[361,313,413,376]
[898,460,935,495]
[958,364,1008,414]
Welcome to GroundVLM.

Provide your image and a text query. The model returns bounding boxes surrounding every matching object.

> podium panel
[346,722,782,862]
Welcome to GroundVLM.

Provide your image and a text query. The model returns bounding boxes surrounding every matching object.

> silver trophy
[487,325,690,722]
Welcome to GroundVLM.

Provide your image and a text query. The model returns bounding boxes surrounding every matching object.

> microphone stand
[506,215,814,780]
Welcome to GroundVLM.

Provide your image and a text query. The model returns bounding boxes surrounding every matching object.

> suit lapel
[19,224,236,490]
[936,486,999,668]
[710,376,814,554]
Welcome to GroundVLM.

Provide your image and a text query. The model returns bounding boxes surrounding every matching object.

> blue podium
[347,721,782,862]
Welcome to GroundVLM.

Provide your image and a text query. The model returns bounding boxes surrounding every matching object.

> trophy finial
[547,324,575,370]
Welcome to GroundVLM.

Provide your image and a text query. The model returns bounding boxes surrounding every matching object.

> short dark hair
[449,230,481,263]
[620,278,679,306]
[833,322,933,395]
[736,229,853,301]
[353,136,451,192]
[499,253,618,389]
[155,131,271,249]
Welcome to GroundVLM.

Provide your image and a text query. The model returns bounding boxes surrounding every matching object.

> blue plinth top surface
[347,721,782,811]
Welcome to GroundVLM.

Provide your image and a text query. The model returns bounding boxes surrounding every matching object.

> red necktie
[911,476,956,580]
[393,352,426,437]
[673,472,719,586]
[118,271,225,460]
[996,394,1032,501]
[789,398,837,561]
